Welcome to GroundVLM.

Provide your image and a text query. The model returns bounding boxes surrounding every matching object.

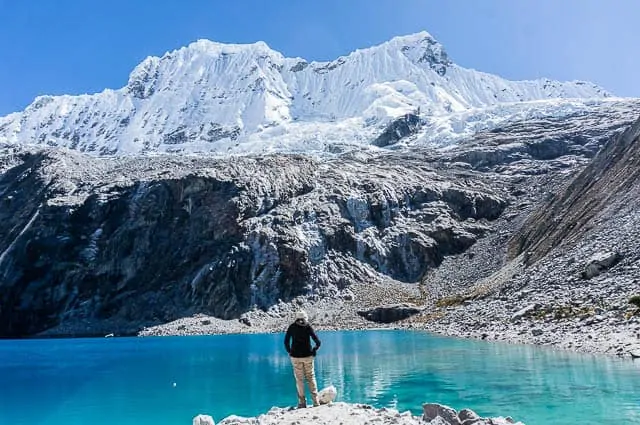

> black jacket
[284,320,321,358]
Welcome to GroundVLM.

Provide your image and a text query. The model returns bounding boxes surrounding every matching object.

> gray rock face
[0,149,505,337]
[510,116,640,263]
[357,304,423,323]
[443,101,639,172]
[417,111,640,357]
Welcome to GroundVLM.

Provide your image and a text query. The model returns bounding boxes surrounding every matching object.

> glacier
[0,31,623,155]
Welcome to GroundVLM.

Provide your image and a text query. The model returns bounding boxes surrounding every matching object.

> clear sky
[1,0,638,115]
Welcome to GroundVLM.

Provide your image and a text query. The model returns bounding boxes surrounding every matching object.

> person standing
[284,310,321,408]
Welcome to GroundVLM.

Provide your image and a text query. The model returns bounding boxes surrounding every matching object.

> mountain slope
[415,113,640,355]
[2,103,639,337]
[0,32,612,155]
[510,113,640,263]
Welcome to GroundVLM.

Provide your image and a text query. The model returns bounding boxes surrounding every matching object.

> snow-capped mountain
[0,32,616,155]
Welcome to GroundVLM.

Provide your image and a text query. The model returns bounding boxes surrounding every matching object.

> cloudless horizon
[1,0,639,115]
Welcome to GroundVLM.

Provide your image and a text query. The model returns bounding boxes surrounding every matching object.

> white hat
[295,310,309,321]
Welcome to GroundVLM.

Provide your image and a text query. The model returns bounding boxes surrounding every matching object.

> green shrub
[629,295,640,308]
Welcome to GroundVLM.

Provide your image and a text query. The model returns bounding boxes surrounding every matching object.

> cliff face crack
[0,208,40,276]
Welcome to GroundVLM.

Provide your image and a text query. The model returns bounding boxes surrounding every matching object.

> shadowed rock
[357,304,423,323]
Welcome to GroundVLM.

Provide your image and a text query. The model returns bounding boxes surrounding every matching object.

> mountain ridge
[0,31,616,156]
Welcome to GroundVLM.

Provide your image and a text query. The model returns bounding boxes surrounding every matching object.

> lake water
[1,330,639,425]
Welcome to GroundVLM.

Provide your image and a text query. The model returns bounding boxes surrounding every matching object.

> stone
[341,291,354,301]
[193,414,215,425]
[423,403,461,425]
[428,417,452,425]
[458,408,481,423]
[510,303,541,322]
[239,314,252,327]
[531,329,544,336]
[357,304,423,324]
[581,252,622,279]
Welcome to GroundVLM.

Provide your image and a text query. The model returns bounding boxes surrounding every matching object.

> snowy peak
[0,31,616,155]
[379,31,451,75]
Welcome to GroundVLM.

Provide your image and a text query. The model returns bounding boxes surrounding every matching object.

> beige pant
[290,356,319,407]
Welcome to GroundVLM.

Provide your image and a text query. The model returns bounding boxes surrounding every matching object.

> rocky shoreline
[194,401,523,425]
[134,285,640,359]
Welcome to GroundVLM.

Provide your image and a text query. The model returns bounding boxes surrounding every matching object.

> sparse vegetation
[628,295,640,317]
[551,305,593,320]
[409,310,446,323]
[435,294,467,308]
[628,295,640,309]
[434,285,495,308]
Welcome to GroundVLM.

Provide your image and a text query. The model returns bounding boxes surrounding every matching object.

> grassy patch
[435,294,467,308]
[409,311,445,323]
[551,305,593,320]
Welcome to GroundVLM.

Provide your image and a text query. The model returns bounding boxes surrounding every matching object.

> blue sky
[1,0,638,115]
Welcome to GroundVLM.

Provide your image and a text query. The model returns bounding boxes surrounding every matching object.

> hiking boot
[297,397,307,409]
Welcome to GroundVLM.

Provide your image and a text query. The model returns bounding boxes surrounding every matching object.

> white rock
[510,304,540,321]
[193,414,215,425]
[318,385,337,405]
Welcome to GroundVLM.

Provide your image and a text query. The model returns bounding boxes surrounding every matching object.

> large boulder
[357,303,423,323]
[422,404,523,425]
[193,414,215,425]
[581,251,622,279]
[423,403,461,425]
[458,408,481,424]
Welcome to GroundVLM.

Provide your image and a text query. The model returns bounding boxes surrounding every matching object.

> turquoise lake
[1,330,639,424]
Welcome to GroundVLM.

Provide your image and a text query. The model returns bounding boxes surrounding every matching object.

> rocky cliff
[1,100,638,338]
[0,148,506,336]
[510,113,640,264]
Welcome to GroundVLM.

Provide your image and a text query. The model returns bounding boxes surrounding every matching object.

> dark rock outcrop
[357,304,423,323]
[581,251,622,279]
[422,403,461,425]
[372,113,422,147]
